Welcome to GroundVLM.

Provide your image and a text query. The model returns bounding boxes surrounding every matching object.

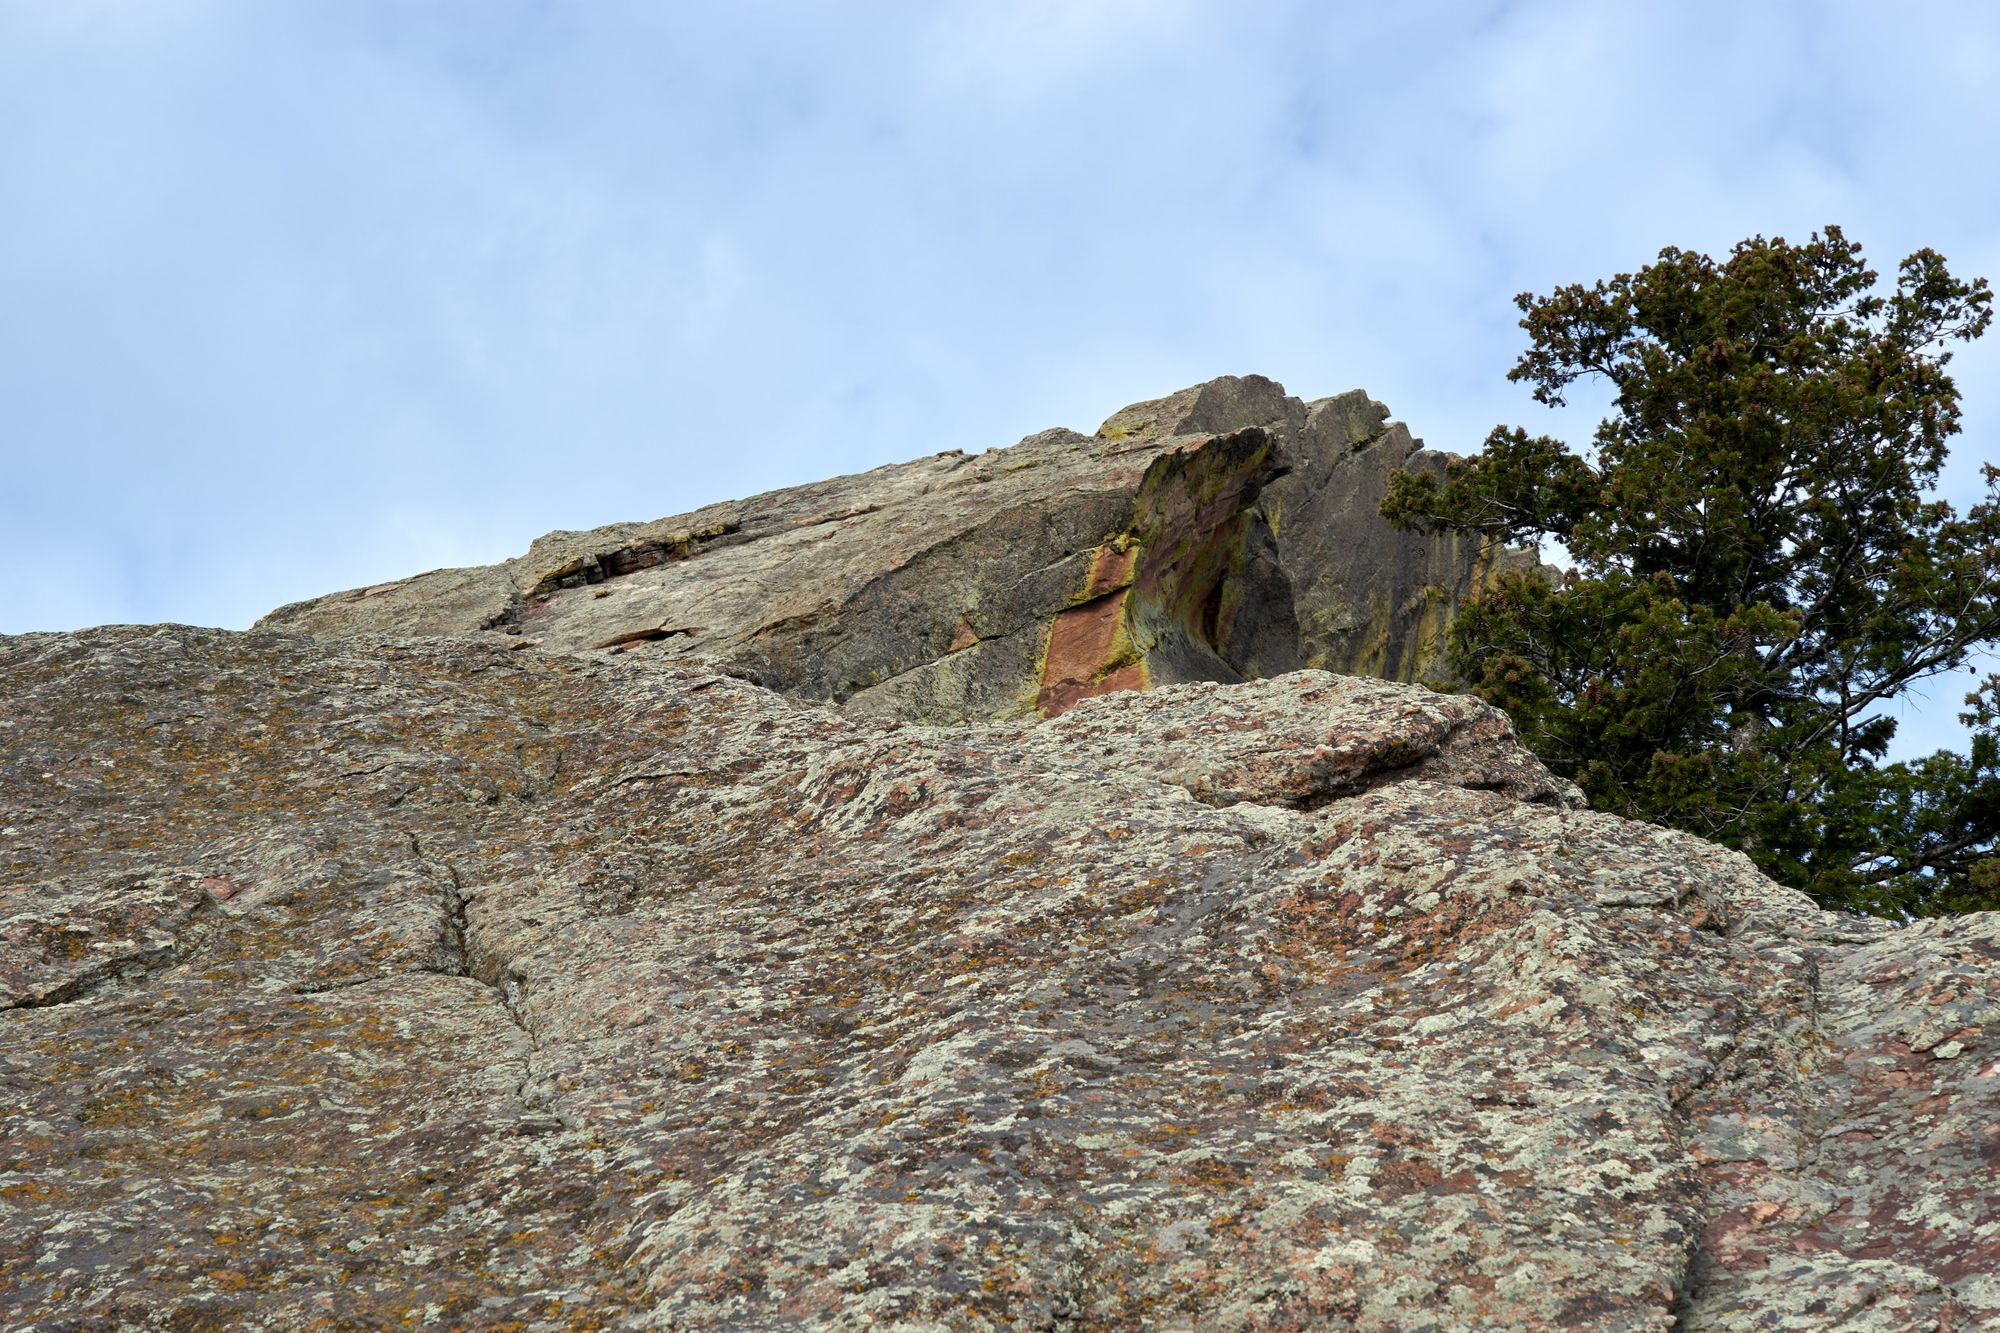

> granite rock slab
[4,625,1994,1329]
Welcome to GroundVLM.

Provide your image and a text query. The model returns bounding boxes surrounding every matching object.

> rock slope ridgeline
[258,376,1532,721]
[3,376,1996,1330]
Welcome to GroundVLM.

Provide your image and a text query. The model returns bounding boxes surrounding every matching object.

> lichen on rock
[4,620,1996,1328]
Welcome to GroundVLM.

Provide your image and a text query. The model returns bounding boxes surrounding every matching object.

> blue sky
[5,1,1999,750]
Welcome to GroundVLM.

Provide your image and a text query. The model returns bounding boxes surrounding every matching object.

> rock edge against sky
[3,377,1996,1330]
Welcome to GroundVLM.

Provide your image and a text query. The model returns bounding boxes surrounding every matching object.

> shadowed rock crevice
[405,827,549,1068]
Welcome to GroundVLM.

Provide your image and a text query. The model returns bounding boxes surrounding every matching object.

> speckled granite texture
[4,626,1995,1329]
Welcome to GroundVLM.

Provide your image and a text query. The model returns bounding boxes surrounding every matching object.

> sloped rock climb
[259,376,1534,721]
[5,624,1996,1329]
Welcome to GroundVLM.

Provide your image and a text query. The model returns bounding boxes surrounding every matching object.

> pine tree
[1384,227,2000,916]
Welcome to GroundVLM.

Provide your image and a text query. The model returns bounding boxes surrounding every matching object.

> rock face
[258,377,1531,721]
[1096,377,1537,682]
[6,623,1998,1330]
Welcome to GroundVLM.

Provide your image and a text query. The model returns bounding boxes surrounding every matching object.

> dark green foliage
[1384,226,2000,916]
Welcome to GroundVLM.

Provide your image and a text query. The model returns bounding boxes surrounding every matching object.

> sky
[5,0,1999,753]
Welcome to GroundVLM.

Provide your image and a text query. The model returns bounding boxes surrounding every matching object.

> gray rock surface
[5,624,1995,1329]
[258,377,1528,720]
[1096,377,1540,680]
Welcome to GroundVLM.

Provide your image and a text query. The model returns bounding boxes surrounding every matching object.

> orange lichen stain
[1096,661,1145,694]
[1081,543,1139,599]
[1037,590,1128,715]
[1029,540,1157,715]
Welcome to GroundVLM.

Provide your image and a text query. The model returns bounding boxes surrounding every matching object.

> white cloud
[3,0,1998,759]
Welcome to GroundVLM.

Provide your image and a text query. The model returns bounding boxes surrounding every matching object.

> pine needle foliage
[1384,227,2000,916]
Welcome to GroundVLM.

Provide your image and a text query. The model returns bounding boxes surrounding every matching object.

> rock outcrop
[7,376,1996,1329]
[258,377,1532,721]
[5,623,1997,1329]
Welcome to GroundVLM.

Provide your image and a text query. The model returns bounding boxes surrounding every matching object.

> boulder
[4,624,1995,1329]
[258,377,1533,720]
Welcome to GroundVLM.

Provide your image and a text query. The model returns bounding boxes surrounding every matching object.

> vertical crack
[405,831,552,1125]
[406,830,535,1050]
[1663,991,1748,1329]
[1796,948,1830,1176]
[1667,949,1833,1329]
[1667,1236,1711,1329]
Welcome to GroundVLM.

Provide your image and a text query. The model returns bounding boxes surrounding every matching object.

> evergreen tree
[1384,227,2000,916]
